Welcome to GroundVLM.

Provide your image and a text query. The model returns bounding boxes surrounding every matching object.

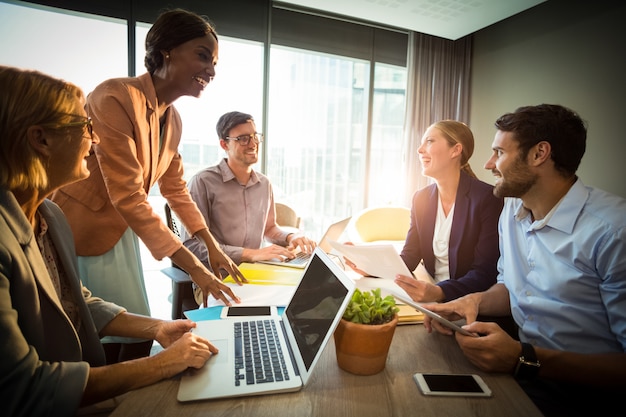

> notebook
[177,247,356,402]
[259,216,351,269]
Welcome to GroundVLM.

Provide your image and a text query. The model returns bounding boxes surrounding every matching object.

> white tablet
[391,292,478,337]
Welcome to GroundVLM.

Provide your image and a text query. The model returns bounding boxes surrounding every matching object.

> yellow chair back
[353,206,410,242]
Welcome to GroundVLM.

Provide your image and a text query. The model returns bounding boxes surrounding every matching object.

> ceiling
[277,0,547,40]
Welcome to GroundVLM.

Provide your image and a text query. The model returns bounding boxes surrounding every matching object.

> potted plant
[334,288,400,375]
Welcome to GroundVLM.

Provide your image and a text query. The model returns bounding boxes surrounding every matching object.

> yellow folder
[223,262,303,286]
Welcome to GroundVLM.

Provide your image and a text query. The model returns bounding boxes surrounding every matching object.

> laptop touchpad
[209,339,228,364]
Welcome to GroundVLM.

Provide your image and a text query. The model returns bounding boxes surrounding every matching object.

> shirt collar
[218,158,259,186]
[514,178,588,233]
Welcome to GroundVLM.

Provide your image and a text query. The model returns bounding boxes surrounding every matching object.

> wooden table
[109,323,542,417]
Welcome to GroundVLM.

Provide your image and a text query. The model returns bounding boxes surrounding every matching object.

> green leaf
[341,288,399,325]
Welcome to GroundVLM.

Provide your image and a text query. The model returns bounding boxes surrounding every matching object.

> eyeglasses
[225,132,264,146]
[40,117,93,140]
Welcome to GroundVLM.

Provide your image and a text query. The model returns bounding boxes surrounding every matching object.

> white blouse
[432,197,454,282]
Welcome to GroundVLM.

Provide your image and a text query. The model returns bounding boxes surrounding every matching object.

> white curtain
[401,32,472,206]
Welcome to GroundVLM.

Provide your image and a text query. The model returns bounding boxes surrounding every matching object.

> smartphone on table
[413,373,492,397]
[220,305,278,319]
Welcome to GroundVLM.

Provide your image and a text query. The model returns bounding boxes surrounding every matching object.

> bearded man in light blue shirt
[423,104,625,416]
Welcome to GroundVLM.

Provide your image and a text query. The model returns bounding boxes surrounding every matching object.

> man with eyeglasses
[181,111,316,304]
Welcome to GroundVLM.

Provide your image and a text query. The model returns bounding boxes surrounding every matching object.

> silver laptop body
[177,247,355,402]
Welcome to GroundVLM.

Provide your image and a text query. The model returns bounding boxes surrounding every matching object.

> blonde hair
[0,66,84,191]
[430,120,477,178]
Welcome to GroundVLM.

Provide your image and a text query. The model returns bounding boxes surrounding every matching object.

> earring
[165,53,170,59]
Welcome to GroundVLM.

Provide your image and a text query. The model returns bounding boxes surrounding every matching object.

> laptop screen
[283,254,349,369]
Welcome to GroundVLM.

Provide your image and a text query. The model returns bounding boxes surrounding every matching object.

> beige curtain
[402,32,472,206]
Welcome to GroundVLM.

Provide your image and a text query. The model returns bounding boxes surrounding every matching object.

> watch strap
[514,342,541,380]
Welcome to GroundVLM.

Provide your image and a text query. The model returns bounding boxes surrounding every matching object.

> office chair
[161,203,198,319]
[275,202,301,229]
[349,206,411,245]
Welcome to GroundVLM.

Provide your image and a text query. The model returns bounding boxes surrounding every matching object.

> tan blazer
[52,73,207,259]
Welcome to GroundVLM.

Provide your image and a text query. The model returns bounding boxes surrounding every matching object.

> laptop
[177,247,356,402]
[259,216,351,269]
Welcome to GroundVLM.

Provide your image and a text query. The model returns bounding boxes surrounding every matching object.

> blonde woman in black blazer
[395,120,504,302]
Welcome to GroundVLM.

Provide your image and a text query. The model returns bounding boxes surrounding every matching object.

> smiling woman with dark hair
[51,8,246,363]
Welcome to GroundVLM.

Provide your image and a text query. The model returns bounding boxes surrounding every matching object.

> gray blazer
[0,188,125,417]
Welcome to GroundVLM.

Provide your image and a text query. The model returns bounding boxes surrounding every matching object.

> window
[2,0,408,240]
[268,6,408,237]
[368,62,408,207]
[265,47,407,238]
[0,0,127,95]
[266,46,368,237]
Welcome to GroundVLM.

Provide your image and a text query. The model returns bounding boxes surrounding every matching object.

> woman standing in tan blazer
[52,9,245,362]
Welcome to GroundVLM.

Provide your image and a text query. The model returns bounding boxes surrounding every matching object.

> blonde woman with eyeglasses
[51,9,245,363]
[0,65,218,417]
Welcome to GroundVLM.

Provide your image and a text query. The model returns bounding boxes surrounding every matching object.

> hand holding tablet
[391,292,478,337]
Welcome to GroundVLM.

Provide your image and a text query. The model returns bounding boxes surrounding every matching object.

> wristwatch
[514,342,541,380]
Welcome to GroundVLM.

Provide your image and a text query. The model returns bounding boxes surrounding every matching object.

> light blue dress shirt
[497,179,626,353]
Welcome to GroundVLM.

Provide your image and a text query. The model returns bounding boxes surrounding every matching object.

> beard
[493,158,537,198]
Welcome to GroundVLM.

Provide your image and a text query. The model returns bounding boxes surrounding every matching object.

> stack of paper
[397,304,425,324]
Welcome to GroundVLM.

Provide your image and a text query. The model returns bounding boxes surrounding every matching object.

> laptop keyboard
[234,320,291,386]
[283,252,311,265]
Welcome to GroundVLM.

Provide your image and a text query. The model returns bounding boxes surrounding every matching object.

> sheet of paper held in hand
[328,240,435,296]
[329,241,432,280]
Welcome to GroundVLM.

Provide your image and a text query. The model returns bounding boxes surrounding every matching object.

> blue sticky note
[184,306,223,321]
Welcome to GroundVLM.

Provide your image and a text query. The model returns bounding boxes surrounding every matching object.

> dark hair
[494,104,587,177]
[144,9,218,74]
[216,111,254,139]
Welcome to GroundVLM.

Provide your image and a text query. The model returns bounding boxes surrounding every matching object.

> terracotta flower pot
[333,314,398,375]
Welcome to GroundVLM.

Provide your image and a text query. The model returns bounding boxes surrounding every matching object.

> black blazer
[400,172,504,301]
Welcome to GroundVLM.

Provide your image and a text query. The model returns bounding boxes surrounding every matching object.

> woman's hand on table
[154,319,197,348]
[189,264,242,307]
[153,330,218,376]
